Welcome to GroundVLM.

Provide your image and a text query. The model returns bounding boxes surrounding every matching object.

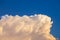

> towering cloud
[0,14,56,40]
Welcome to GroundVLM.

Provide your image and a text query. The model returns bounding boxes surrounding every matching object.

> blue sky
[0,0,60,38]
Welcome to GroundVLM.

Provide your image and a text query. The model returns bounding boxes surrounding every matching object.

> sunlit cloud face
[0,14,56,40]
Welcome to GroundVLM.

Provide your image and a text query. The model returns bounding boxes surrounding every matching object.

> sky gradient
[0,0,60,38]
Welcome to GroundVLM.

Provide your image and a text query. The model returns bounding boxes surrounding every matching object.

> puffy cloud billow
[0,14,56,40]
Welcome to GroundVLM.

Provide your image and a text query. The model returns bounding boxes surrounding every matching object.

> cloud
[56,38,60,40]
[0,14,56,40]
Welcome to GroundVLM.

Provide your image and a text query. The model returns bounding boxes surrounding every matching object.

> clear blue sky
[0,0,60,38]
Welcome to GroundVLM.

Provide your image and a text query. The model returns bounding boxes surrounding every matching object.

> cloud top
[0,14,56,40]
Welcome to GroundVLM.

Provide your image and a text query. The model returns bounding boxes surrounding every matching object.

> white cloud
[0,14,56,40]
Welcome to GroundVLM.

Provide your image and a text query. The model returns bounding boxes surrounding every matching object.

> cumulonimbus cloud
[0,14,56,40]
